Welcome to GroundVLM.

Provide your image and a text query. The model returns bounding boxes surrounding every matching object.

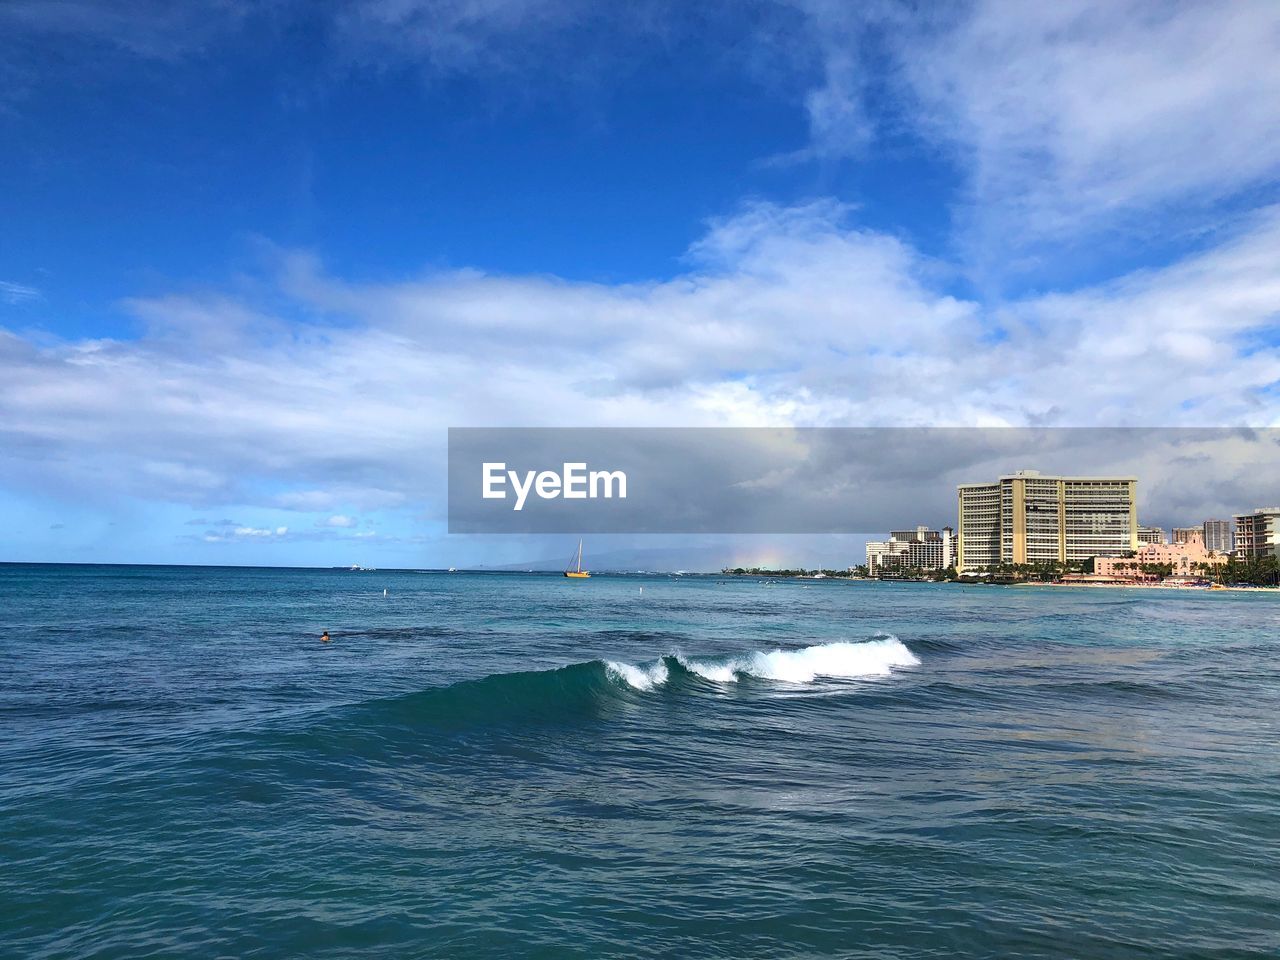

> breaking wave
[607,635,919,689]
[670,635,919,686]
[603,658,670,690]
[335,636,921,734]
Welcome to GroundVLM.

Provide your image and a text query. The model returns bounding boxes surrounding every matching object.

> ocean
[2,564,1279,959]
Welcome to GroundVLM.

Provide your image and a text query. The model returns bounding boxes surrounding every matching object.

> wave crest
[604,658,670,691]
[342,637,922,734]
[677,635,919,685]
[603,635,919,689]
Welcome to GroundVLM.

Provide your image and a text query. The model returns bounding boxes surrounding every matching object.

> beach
[1032,581,1280,593]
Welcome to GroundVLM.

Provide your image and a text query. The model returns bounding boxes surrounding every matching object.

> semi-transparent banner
[447,427,1280,533]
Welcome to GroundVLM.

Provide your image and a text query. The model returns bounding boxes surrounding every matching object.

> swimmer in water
[320,630,331,643]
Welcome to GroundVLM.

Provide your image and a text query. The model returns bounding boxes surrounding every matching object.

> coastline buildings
[1176,521,1236,553]
[1234,508,1280,559]
[1176,522,1234,553]
[865,526,955,575]
[956,471,1137,572]
[1094,529,1227,580]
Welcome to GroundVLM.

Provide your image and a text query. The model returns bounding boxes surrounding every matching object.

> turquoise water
[3,564,1279,958]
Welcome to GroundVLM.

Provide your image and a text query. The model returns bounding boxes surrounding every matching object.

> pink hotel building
[1093,529,1228,580]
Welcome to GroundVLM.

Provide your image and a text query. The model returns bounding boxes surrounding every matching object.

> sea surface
[3,564,1279,959]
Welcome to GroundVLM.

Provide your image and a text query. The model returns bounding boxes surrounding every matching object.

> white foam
[676,656,738,683]
[604,658,669,691]
[680,636,918,684]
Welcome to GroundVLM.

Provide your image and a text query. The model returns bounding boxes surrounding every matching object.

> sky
[1,0,1279,568]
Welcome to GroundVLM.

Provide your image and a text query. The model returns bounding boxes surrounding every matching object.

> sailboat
[564,539,590,579]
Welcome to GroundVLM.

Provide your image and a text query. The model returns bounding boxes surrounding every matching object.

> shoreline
[1018,581,1279,593]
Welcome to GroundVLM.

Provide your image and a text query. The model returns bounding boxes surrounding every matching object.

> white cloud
[333,0,588,73]
[801,50,872,159]
[323,514,357,528]
[0,281,40,304]
[765,0,1280,272]
[757,0,903,163]
[0,201,1277,520]
[898,0,1280,236]
[202,523,289,542]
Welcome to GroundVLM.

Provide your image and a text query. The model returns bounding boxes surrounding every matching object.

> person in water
[320,631,331,643]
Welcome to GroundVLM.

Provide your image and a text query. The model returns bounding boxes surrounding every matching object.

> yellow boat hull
[564,571,591,578]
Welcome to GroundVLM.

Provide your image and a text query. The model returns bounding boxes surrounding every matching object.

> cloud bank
[2,201,1278,520]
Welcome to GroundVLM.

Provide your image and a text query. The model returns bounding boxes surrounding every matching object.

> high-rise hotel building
[1202,519,1234,555]
[957,471,1138,571]
[1234,508,1280,559]
[1178,520,1234,553]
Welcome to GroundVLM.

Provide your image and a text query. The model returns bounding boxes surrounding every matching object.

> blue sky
[2,0,1279,567]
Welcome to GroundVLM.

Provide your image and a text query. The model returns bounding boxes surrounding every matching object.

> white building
[865,526,955,575]
[1202,519,1234,555]
[1234,509,1280,560]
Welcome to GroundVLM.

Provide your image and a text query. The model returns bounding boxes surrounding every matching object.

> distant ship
[564,539,590,579]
